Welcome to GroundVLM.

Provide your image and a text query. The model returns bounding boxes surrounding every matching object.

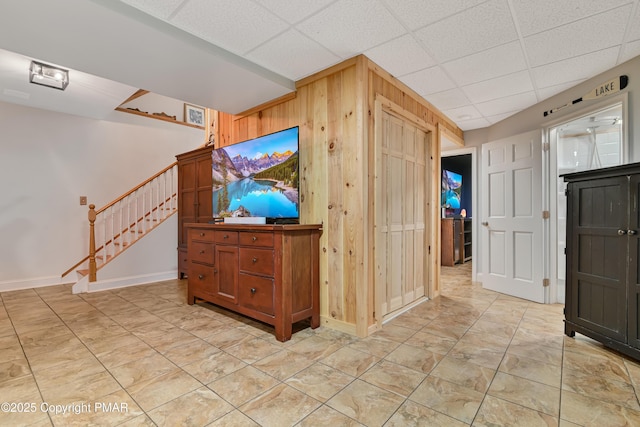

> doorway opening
[548,100,627,303]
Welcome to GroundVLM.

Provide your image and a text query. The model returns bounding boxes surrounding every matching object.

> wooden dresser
[186,223,322,341]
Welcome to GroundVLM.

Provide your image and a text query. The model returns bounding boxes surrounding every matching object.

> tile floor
[2,263,640,426]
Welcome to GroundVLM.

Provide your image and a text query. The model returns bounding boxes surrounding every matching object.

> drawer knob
[198,274,203,280]
[619,229,627,235]
[250,288,256,294]
[223,234,229,239]
[252,257,257,263]
[200,232,205,237]
[213,268,218,273]
[252,236,257,241]
[199,250,205,254]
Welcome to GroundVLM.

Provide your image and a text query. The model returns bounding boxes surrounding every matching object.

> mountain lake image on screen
[441,169,462,209]
[211,127,299,221]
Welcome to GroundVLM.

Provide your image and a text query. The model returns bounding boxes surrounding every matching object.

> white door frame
[543,94,629,303]
[441,147,478,284]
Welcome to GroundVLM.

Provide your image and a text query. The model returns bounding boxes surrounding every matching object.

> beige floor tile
[562,349,630,384]
[384,344,443,374]
[208,365,280,407]
[0,357,31,384]
[430,356,495,393]
[320,347,379,377]
[109,353,178,389]
[95,339,158,370]
[359,360,426,397]
[204,327,256,350]
[182,350,247,383]
[33,356,105,390]
[253,349,314,380]
[285,363,355,403]
[39,370,122,404]
[147,386,233,426]
[488,372,560,417]
[224,336,283,364]
[240,383,321,427]
[298,405,364,426]
[347,335,401,358]
[326,379,404,427]
[499,353,562,388]
[474,395,558,427]
[125,369,201,412]
[207,409,260,426]
[409,376,484,424]
[506,340,563,365]
[161,337,221,366]
[370,324,416,343]
[561,389,640,426]
[384,400,467,427]
[404,330,457,355]
[562,366,640,410]
[286,335,342,361]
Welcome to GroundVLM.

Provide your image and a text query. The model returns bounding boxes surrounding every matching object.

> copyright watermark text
[1,401,129,415]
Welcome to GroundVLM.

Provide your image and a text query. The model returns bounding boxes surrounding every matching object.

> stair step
[113,241,129,247]
[95,254,113,261]
[77,269,89,277]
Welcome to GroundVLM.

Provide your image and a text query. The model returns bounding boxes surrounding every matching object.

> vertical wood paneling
[214,55,462,337]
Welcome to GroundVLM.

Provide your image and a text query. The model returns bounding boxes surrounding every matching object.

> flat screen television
[441,169,462,209]
[211,126,299,223]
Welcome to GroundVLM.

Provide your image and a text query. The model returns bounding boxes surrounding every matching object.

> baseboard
[86,271,178,293]
[0,275,70,293]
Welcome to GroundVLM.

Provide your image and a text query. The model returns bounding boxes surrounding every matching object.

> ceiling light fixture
[29,60,69,90]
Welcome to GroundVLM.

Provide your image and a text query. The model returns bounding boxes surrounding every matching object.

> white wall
[453,54,639,298]
[0,101,203,290]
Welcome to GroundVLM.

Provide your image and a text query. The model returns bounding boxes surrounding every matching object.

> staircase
[63,163,178,293]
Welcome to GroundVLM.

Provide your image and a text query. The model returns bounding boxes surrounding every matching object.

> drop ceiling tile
[253,0,335,24]
[620,40,640,63]
[414,0,518,63]
[383,0,485,31]
[425,88,471,111]
[462,70,533,104]
[119,0,184,20]
[475,91,538,117]
[524,5,631,67]
[442,41,526,87]
[295,0,406,58]
[532,47,619,89]
[510,0,631,37]
[365,34,436,77]
[537,79,585,102]
[443,104,483,121]
[169,0,289,55]
[400,66,456,96]
[627,5,640,41]
[246,29,341,81]
[456,117,491,131]
[486,111,517,125]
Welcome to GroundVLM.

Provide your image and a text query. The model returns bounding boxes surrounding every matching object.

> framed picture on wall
[184,103,205,126]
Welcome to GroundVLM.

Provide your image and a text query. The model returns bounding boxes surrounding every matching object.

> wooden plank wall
[217,55,463,337]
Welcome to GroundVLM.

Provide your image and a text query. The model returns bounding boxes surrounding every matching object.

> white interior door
[481,130,544,303]
[376,110,428,319]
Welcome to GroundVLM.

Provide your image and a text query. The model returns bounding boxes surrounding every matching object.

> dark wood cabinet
[441,218,471,266]
[186,223,322,341]
[564,163,640,360]
[177,146,213,278]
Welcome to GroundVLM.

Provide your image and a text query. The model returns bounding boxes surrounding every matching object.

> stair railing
[63,162,178,282]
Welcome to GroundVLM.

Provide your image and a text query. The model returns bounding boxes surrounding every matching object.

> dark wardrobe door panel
[570,177,627,341]
[628,175,640,349]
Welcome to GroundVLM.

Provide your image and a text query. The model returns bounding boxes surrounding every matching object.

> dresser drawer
[188,263,215,292]
[215,230,238,244]
[188,241,214,265]
[239,274,274,316]
[239,232,274,247]
[239,248,274,276]
[188,228,215,242]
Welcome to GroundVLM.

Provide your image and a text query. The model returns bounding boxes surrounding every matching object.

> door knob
[619,229,628,235]
[628,230,637,235]
[482,221,489,227]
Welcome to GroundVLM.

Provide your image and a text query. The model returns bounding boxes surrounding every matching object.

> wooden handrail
[96,162,177,215]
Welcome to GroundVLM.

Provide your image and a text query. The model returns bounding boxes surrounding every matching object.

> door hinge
[542,210,550,219]
[543,278,550,287]
[542,142,550,152]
